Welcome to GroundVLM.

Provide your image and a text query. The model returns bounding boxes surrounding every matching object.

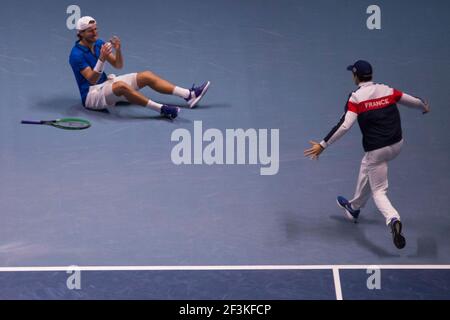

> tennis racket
[21,118,91,130]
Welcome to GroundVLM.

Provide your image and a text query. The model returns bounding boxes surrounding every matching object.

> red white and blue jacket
[320,81,426,152]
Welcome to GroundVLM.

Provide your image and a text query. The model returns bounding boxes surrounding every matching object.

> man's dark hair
[355,73,373,82]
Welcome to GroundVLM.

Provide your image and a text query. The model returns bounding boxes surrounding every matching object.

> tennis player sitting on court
[304,60,430,249]
[69,16,210,119]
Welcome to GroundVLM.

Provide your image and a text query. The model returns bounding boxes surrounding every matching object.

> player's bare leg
[136,71,210,108]
[136,71,176,94]
[111,81,180,119]
[112,81,150,106]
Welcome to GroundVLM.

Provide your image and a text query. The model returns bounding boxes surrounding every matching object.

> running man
[69,16,210,119]
[304,60,430,249]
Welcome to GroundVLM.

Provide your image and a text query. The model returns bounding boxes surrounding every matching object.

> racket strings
[54,119,91,129]
[60,121,88,128]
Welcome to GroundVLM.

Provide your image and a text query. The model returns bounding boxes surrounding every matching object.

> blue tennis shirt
[69,39,108,106]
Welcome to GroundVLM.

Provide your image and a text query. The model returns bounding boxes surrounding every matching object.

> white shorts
[85,73,139,110]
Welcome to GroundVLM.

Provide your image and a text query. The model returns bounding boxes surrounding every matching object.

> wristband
[94,59,105,73]
[319,141,328,149]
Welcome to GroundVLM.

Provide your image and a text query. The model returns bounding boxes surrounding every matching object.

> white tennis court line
[1,264,449,272]
[332,267,343,300]
[1,264,448,300]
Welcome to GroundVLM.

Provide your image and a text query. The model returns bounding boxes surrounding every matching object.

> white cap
[76,16,96,32]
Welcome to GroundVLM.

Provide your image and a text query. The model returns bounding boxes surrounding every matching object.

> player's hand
[99,42,113,62]
[304,140,324,160]
[110,36,121,50]
[422,100,431,114]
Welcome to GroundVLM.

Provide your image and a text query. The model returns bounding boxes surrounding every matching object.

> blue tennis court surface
[0,266,449,300]
[0,0,449,300]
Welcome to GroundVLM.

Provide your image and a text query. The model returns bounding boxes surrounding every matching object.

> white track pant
[350,140,403,225]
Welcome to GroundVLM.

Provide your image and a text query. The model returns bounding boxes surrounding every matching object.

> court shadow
[34,96,81,115]
[329,215,401,258]
[279,211,303,242]
[156,102,232,110]
[407,236,438,259]
[34,96,190,123]
[330,214,385,226]
[109,104,192,123]
[191,103,232,110]
[277,211,400,258]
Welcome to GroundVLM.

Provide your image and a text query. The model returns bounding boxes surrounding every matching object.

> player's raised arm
[80,43,113,84]
[398,92,431,114]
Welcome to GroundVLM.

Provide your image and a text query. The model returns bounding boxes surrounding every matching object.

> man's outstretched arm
[304,110,358,160]
[398,92,430,114]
